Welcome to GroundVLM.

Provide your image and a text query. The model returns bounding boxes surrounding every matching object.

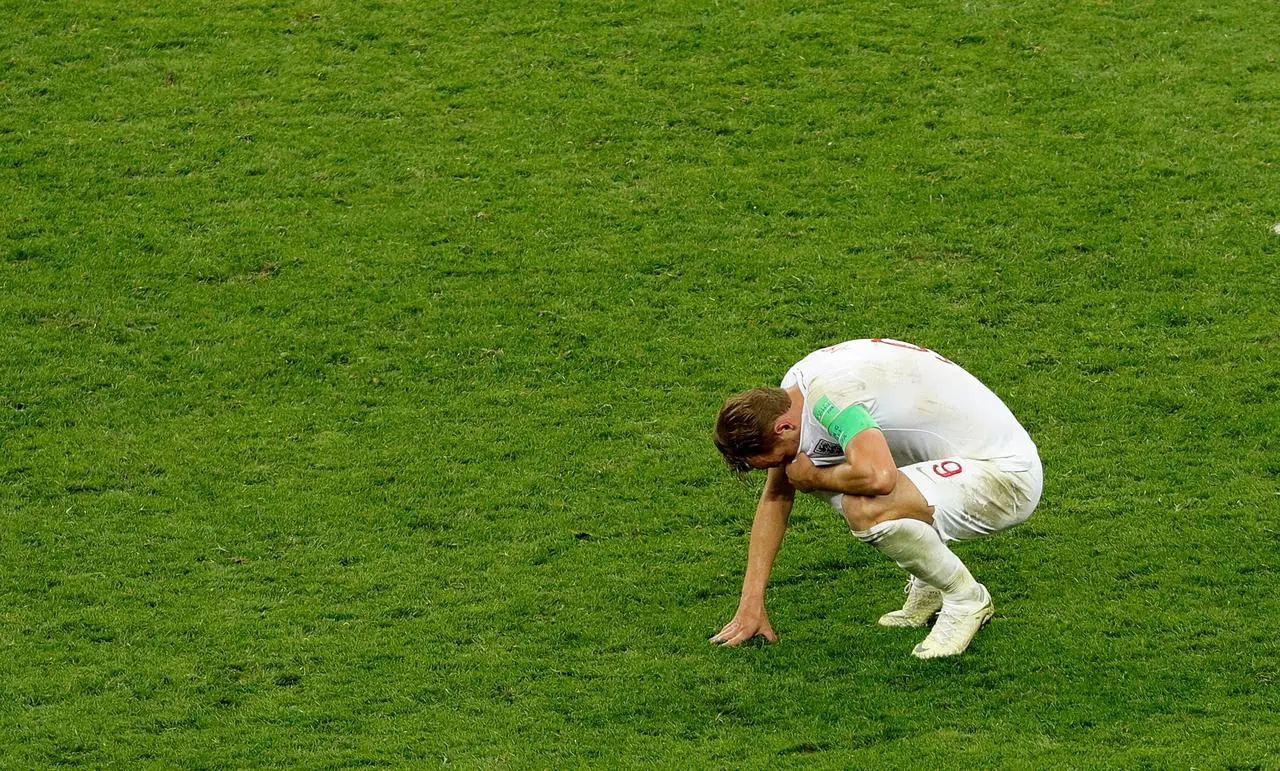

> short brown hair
[713,387,790,471]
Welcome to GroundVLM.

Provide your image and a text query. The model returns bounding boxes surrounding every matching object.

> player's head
[714,387,799,471]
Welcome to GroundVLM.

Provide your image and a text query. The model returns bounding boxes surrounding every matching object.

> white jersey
[780,339,1038,470]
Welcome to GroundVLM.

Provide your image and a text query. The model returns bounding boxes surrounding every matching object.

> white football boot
[878,577,944,628]
[911,584,995,659]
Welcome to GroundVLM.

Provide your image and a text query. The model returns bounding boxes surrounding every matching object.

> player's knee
[842,494,923,532]
[841,495,882,531]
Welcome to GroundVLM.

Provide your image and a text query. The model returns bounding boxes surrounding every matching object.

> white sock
[854,519,982,603]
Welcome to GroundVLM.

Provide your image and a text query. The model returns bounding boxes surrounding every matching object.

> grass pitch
[3,0,1278,766]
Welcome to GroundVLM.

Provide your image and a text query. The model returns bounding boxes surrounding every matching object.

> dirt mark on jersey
[811,376,869,406]
[962,466,1026,528]
[913,398,942,418]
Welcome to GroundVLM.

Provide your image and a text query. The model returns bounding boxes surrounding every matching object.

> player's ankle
[941,582,985,606]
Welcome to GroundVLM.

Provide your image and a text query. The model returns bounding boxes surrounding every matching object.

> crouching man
[710,339,1042,658]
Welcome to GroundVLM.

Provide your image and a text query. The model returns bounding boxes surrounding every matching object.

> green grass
[3,0,1279,766]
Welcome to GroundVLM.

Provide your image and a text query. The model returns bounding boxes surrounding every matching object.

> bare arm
[710,466,795,646]
[786,428,897,497]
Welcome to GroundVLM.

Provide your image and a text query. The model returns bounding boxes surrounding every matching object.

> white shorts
[816,453,1043,542]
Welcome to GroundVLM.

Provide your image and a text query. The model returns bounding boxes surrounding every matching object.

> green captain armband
[812,395,878,447]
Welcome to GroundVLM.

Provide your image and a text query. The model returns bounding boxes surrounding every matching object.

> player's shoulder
[785,339,928,390]
[783,344,836,385]
[782,340,868,388]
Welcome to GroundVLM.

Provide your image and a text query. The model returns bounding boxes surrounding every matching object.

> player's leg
[897,457,1044,657]
[840,472,993,658]
[812,487,942,626]
[840,475,985,607]
[836,484,943,627]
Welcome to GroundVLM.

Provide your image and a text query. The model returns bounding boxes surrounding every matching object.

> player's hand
[710,607,777,646]
[785,452,819,492]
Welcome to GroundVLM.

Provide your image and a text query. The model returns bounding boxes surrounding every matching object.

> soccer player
[710,338,1043,658]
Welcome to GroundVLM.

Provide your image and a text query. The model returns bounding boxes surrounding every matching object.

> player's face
[745,428,801,470]
[745,447,790,470]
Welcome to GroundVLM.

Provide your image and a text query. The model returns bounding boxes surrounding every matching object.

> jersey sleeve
[809,379,880,448]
